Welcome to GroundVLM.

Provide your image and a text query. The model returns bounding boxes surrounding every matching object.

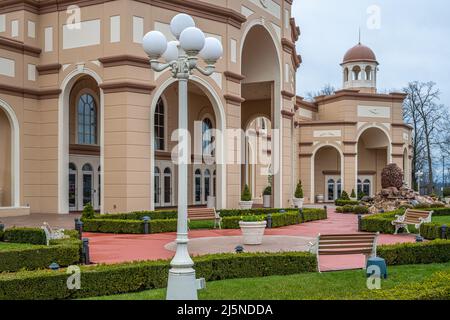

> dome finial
[358,27,361,45]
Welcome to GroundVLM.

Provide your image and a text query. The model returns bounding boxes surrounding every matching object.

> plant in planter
[340,191,350,201]
[239,215,267,245]
[293,180,304,208]
[82,203,95,220]
[263,186,272,208]
[239,184,253,209]
[350,189,357,201]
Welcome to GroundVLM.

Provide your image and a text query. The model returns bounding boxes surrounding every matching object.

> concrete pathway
[85,210,416,271]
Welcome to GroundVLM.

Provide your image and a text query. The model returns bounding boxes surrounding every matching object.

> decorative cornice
[224,71,245,84]
[290,17,300,42]
[99,81,156,94]
[224,94,245,105]
[299,153,313,158]
[1,1,246,29]
[281,90,295,99]
[295,96,318,112]
[343,141,357,145]
[392,123,414,130]
[392,153,406,158]
[281,109,295,119]
[0,36,41,57]
[36,63,62,75]
[299,142,313,147]
[281,37,301,69]
[315,89,408,105]
[392,142,406,147]
[98,55,150,69]
[69,144,100,156]
[0,84,61,99]
[344,153,357,157]
[298,121,358,127]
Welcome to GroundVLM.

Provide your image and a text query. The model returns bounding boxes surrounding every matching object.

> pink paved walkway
[85,210,416,271]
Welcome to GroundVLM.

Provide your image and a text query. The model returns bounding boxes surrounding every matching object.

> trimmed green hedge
[335,200,360,207]
[378,240,450,266]
[83,218,178,234]
[3,228,47,245]
[359,270,450,300]
[0,252,317,300]
[88,210,177,221]
[420,223,450,240]
[0,231,82,273]
[222,209,327,230]
[218,208,298,218]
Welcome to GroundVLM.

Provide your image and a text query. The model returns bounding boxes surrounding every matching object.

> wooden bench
[310,233,379,272]
[188,208,222,229]
[392,209,433,235]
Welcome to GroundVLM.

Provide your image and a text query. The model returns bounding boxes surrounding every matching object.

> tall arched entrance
[312,145,343,203]
[241,23,281,207]
[150,78,226,210]
[357,127,391,197]
[59,69,104,214]
[0,99,20,208]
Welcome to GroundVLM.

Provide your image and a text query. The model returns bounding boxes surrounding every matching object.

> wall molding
[98,55,150,69]
[224,71,245,84]
[0,83,61,99]
[0,36,41,57]
[36,63,62,75]
[99,81,156,94]
[224,93,245,105]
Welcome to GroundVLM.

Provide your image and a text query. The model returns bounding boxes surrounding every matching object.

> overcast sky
[292,0,450,108]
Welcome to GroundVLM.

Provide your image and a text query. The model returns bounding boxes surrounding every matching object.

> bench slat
[319,249,373,255]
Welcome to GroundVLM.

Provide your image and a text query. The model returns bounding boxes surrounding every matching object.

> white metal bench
[310,233,379,272]
[391,209,433,235]
[41,222,69,245]
[188,208,222,229]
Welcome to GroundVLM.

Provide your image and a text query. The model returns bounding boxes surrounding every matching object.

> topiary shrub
[351,189,356,199]
[294,181,304,199]
[263,186,272,196]
[381,163,404,189]
[241,184,252,201]
[340,191,350,201]
[82,203,95,220]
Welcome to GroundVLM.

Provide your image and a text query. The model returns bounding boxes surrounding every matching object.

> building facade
[0,0,412,217]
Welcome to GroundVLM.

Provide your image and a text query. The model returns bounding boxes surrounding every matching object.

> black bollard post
[266,214,272,229]
[75,218,83,239]
[441,225,448,240]
[357,214,362,232]
[143,216,151,234]
[82,238,90,265]
[298,208,304,224]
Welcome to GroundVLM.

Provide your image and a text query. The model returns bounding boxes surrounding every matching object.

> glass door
[82,164,93,207]
[69,163,77,211]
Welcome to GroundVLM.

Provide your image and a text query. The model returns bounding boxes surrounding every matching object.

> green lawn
[0,242,40,251]
[90,262,450,300]
[433,216,450,224]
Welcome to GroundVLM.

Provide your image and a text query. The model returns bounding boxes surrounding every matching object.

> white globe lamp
[162,41,180,63]
[170,14,196,39]
[142,31,168,59]
[179,27,205,56]
[199,37,223,64]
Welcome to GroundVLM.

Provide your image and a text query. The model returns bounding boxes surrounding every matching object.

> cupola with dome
[341,42,379,93]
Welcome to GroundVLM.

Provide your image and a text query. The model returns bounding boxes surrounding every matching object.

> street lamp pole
[142,14,223,300]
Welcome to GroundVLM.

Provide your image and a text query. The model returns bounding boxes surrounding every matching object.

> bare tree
[403,82,447,194]
[305,84,335,101]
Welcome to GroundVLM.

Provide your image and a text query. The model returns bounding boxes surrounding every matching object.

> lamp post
[416,170,424,195]
[142,13,223,300]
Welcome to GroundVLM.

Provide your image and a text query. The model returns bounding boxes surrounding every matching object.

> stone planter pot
[263,195,271,208]
[316,195,324,203]
[292,197,304,208]
[239,221,267,245]
[207,196,216,209]
[239,200,253,210]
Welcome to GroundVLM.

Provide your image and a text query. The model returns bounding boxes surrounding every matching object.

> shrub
[378,240,450,265]
[82,218,177,234]
[420,223,450,240]
[302,208,327,222]
[270,212,300,228]
[241,215,266,222]
[0,232,82,273]
[241,184,252,201]
[360,211,403,234]
[381,163,404,189]
[294,181,304,199]
[0,252,317,300]
[82,203,95,220]
[350,189,356,199]
[87,210,177,221]
[340,191,350,201]
[263,186,272,196]
[218,208,296,217]
[359,271,450,300]
[353,205,369,215]
[335,200,359,206]
[358,191,367,200]
[3,228,47,245]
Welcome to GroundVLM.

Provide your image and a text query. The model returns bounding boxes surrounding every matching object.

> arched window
[154,167,161,206]
[202,118,213,157]
[195,169,202,203]
[77,94,97,145]
[164,168,172,205]
[82,163,93,172]
[154,98,165,151]
[365,66,372,80]
[352,66,361,81]
[337,179,342,199]
[344,68,349,82]
[357,179,363,194]
[204,169,211,202]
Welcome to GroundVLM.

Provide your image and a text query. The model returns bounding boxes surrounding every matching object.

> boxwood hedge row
[0,252,317,300]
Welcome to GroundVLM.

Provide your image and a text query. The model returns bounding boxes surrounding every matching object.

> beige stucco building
[0,0,412,217]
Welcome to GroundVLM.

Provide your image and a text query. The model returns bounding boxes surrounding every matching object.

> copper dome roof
[343,43,378,64]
